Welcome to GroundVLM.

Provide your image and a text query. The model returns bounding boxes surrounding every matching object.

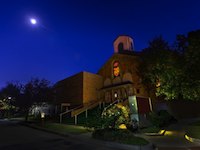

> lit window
[114,93,118,98]
[113,61,120,77]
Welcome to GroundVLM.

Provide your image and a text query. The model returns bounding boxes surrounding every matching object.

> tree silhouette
[139,36,182,100]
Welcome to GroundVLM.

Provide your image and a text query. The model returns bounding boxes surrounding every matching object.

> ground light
[164,130,174,136]
[159,130,165,135]
[41,112,45,119]
[185,134,194,142]
[119,124,127,129]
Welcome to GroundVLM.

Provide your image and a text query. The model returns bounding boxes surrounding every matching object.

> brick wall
[55,72,83,105]
[55,71,103,106]
[83,72,103,104]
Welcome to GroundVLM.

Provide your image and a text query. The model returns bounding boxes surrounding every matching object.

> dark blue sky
[0,0,200,87]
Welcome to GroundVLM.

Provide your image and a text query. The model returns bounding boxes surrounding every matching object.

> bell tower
[113,35,134,53]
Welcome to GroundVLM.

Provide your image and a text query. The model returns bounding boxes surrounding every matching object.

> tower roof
[113,35,134,54]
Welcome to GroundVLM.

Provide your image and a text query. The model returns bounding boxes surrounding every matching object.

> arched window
[118,42,124,52]
[113,61,120,77]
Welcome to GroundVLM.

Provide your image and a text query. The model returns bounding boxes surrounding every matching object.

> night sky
[0,0,200,87]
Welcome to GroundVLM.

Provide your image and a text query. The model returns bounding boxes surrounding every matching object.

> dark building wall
[54,72,83,105]
[55,71,103,106]
[83,72,103,104]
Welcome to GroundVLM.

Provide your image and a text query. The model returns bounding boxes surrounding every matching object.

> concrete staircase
[59,98,128,125]
[71,101,102,124]
[59,101,102,124]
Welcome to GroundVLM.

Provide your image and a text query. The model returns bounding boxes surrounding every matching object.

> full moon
[30,18,37,25]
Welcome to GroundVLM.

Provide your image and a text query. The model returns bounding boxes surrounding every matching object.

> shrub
[84,104,133,131]
[101,104,131,129]
[84,108,103,129]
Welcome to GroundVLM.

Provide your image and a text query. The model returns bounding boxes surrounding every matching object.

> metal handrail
[103,99,120,111]
[71,101,101,117]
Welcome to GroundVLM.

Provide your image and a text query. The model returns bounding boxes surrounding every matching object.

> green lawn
[190,120,200,126]
[185,120,200,139]
[186,126,200,139]
[119,137,149,145]
[93,129,149,145]
[140,126,160,133]
[38,123,89,134]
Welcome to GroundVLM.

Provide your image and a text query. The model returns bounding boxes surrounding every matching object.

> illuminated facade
[98,36,149,104]
[55,35,150,112]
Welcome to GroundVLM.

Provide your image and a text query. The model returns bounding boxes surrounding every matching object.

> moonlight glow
[30,18,37,25]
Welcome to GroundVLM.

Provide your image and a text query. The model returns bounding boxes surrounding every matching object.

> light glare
[30,18,37,25]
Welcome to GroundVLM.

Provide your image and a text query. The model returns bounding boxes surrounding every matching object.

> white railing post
[99,102,101,109]
[75,115,77,125]
[103,102,105,108]
[85,109,88,118]
[149,97,153,111]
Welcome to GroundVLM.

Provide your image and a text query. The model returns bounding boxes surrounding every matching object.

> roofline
[113,35,133,43]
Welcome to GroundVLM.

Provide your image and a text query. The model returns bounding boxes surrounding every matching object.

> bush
[84,108,103,129]
[84,104,132,130]
[101,104,131,129]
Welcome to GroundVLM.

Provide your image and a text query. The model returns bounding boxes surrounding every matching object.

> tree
[0,82,22,117]
[20,78,53,121]
[0,78,54,119]
[174,34,188,54]
[140,30,200,101]
[180,30,200,100]
[139,36,183,100]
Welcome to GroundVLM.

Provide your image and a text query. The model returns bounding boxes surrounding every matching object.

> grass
[37,123,89,134]
[140,126,160,133]
[92,129,149,145]
[33,123,148,145]
[185,120,200,139]
[119,137,149,145]
[190,120,200,126]
[186,124,200,139]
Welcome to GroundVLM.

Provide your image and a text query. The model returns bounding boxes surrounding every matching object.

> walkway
[139,118,200,150]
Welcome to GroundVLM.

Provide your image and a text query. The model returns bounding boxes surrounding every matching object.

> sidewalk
[137,119,200,149]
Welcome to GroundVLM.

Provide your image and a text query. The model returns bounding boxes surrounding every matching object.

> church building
[54,35,151,119]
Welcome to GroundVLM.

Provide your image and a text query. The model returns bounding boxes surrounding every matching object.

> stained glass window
[113,61,120,77]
